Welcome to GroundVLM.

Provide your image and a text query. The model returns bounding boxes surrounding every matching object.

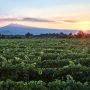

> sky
[0,0,90,30]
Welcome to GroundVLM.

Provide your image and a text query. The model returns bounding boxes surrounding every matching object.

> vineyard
[0,38,90,90]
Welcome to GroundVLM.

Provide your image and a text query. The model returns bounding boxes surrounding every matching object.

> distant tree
[68,33,73,38]
[25,32,33,38]
[59,32,67,38]
[76,31,87,38]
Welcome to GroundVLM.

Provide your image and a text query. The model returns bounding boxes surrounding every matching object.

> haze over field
[0,0,90,31]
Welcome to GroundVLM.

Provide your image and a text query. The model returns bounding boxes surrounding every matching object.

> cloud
[63,20,78,23]
[22,18,54,22]
[49,19,78,24]
[0,17,55,23]
[0,17,79,25]
[0,18,20,21]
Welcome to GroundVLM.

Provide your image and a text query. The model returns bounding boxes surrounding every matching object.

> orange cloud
[63,20,78,23]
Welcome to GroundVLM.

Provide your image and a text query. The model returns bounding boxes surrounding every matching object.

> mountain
[0,24,79,35]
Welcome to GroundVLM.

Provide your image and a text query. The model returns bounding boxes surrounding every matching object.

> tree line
[0,31,89,39]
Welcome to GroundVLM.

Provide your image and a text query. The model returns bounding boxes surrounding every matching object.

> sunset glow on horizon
[0,0,90,31]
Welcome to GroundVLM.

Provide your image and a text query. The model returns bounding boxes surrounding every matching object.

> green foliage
[0,38,90,89]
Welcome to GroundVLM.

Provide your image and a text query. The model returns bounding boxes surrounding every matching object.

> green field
[0,38,90,90]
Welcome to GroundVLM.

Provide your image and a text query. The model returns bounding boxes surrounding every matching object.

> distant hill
[0,24,79,35]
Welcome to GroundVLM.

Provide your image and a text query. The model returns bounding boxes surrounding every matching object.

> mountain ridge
[0,24,80,35]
